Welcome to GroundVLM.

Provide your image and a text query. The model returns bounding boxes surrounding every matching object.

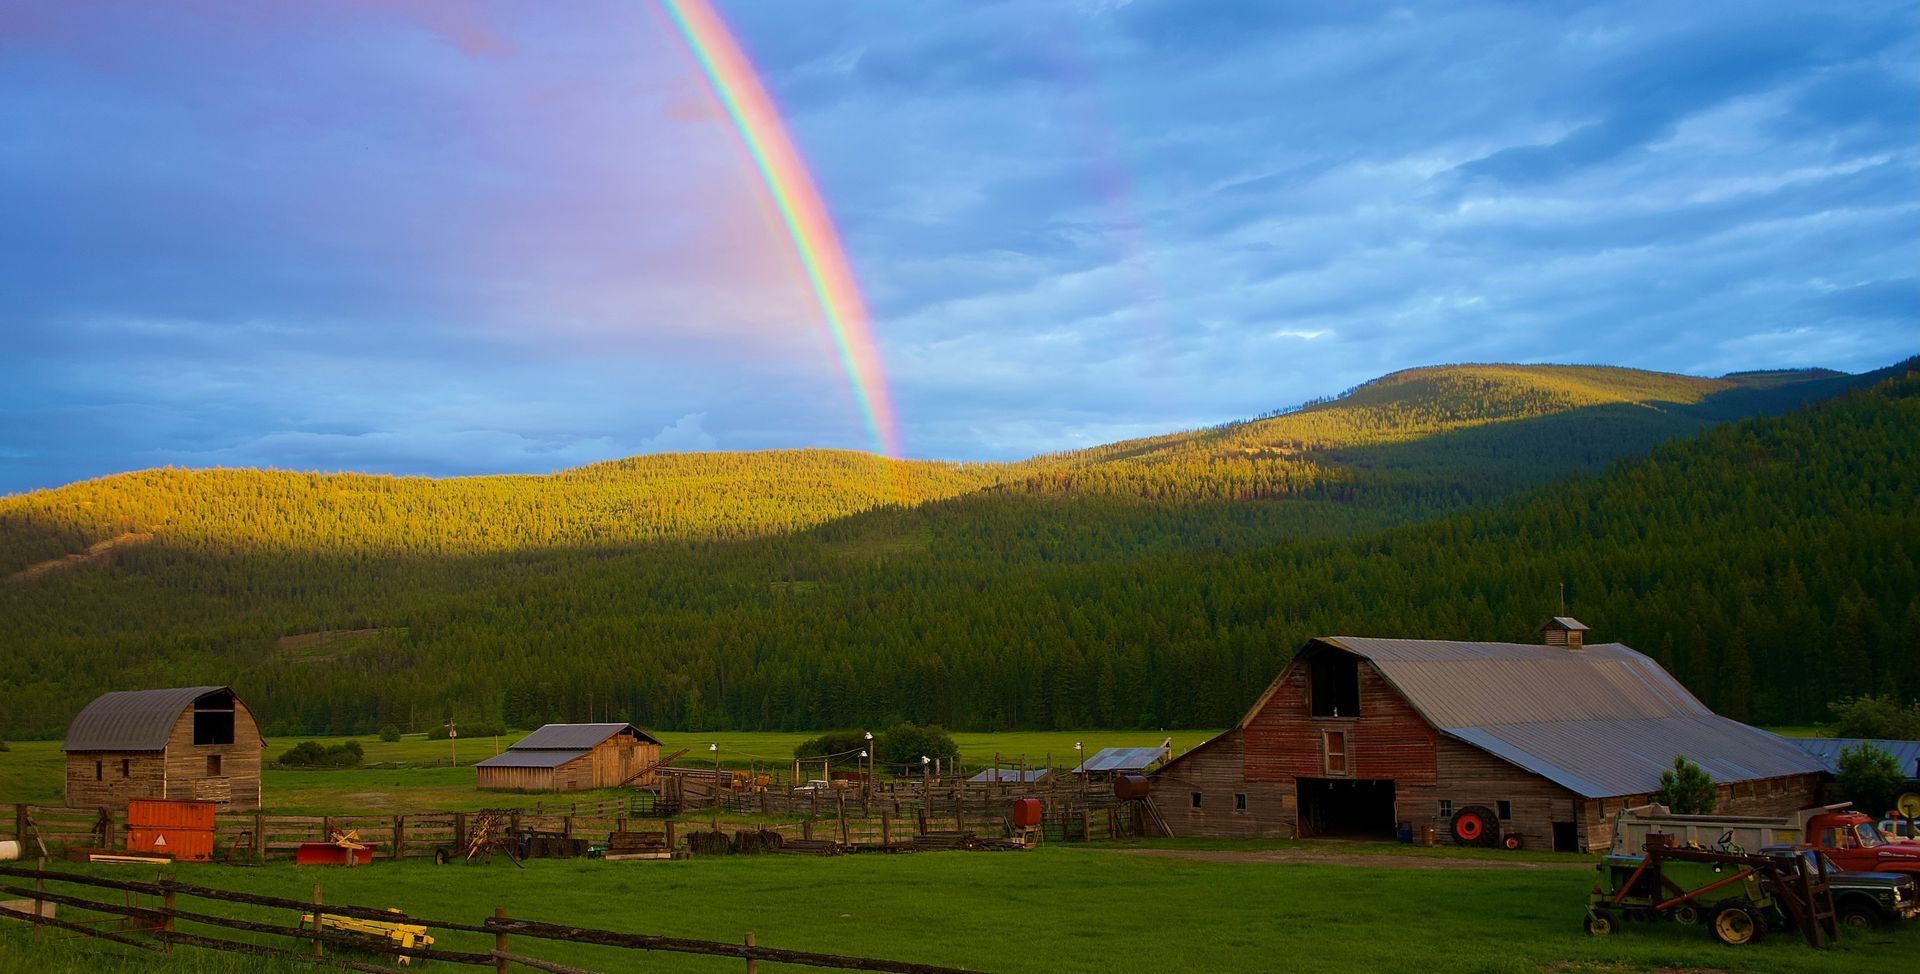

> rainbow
[659,0,903,458]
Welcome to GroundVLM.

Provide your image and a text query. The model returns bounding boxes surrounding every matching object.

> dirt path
[1099,847,1593,870]
[6,531,152,583]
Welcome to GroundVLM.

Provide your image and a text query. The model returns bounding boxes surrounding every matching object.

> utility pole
[446,718,458,768]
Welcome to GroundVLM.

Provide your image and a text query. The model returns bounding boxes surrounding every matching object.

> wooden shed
[62,686,264,811]
[475,723,662,792]
[1149,623,1827,852]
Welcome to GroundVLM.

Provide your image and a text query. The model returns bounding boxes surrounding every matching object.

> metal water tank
[1113,774,1151,800]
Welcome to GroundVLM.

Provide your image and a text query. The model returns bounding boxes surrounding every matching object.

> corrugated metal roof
[966,768,1051,783]
[1543,617,1589,631]
[506,723,661,750]
[1295,637,1824,799]
[473,749,591,769]
[1789,738,1920,778]
[63,687,232,752]
[1072,746,1167,774]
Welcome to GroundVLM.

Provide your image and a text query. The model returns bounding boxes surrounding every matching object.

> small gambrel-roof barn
[475,723,662,792]
[1150,627,1826,852]
[63,686,264,810]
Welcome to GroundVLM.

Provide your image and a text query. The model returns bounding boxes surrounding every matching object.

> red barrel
[1012,798,1042,828]
[1114,774,1151,800]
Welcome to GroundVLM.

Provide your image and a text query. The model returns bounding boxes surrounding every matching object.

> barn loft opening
[1310,651,1360,717]
[192,689,236,746]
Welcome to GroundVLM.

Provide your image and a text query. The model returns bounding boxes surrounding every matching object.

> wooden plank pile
[911,830,978,852]
[775,839,841,857]
[601,831,670,861]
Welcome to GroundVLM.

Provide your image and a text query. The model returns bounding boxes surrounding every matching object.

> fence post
[162,871,176,955]
[745,931,757,974]
[837,793,848,846]
[31,867,43,943]
[665,819,677,852]
[455,812,468,852]
[393,815,405,859]
[564,815,574,840]
[1081,807,1092,842]
[881,813,891,849]
[310,884,324,958]
[494,907,510,974]
[13,805,25,849]
[254,812,266,863]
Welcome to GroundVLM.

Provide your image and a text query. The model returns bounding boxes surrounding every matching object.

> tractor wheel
[1584,909,1618,937]
[1710,901,1765,946]
[1452,805,1499,847]
[433,846,450,866]
[1502,833,1523,851]
[1670,904,1700,926]
[1895,782,1920,822]
[1836,901,1883,930]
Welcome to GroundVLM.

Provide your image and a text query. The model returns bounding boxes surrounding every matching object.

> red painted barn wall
[1242,659,1438,785]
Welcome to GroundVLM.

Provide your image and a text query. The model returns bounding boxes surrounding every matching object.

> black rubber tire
[1502,833,1523,851]
[1670,904,1701,926]
[1710,901,1766,946]
[1836,900,1883,930]
[433,846,449,866]
[1452,805,1499,847]
[1585,909,1618,937]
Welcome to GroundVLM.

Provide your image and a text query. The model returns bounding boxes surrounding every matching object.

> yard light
[859,750,868,758]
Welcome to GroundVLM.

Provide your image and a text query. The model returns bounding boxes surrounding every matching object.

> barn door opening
[1296,778,1396,838]
[1552,821,1579,852]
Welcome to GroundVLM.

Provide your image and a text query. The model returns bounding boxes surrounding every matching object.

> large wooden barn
[474,723,662,792]
[1149,621,1826,852]
[62,686,264,810]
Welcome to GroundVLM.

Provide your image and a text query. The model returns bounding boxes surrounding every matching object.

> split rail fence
[0,864,992,974]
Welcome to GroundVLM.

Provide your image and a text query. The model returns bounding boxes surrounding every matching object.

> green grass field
[0,729,1219,814]
[0,848,1909,974]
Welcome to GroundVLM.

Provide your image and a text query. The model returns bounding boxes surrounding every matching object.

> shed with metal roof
[1148,626,1825,852]
[62,686,264,810]
[474,723,662,792]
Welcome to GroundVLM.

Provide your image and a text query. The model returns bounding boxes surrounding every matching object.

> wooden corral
[475,723,662,792]
[1150,623,1824,852]
[61,686,263,811]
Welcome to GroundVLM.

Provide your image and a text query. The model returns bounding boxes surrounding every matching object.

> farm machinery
[1586,835,1840,946]
[297,909,434,966]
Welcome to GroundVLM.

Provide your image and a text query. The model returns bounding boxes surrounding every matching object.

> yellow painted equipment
[298,909,433,965]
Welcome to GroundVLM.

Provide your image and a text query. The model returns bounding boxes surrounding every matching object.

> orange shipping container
[126,827,213,862]
[126,799,216,831]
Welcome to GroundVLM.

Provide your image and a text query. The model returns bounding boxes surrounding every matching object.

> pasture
[1,845,1911,974]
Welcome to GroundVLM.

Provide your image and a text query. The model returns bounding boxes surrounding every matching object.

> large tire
[1502,833,1524,851]
[1584,909,1618,937]
[1710,901,1766,946]
[1895,781,1920,822]
[1836,899,1884,930]
[1452,805,1499,847]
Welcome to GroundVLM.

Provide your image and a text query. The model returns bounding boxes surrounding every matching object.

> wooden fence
[0,864,991,973]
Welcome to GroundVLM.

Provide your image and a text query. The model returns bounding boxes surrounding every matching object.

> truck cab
[1804,812,1920,875]
[1758,844,1920,928]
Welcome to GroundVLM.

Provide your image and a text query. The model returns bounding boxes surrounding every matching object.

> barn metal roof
[1277,637,1825,799]
[966,768,1051,783]
[506,723,661,750]
[63,686,233,752]
[1542,617,1589,632]
[473,749,590,769]
[1071,746,1168,774]
[1789,738,1920,778]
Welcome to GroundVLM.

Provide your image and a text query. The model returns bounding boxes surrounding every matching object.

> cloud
[640,413,719,454]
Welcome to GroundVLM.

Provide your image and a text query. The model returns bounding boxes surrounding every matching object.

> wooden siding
[1148,729,1294,838]
[64,698,262,811]
[477,736,660,792]
[1243,660,1438,785]
[1433,737,1577,850]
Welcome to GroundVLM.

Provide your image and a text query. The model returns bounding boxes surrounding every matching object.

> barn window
[206,755,222,776]
[1235,793,1248,812]
[1322,730,1348,775]
[1439,799,1454,818]
[120,759,130,778]
[1497,800,1512,820]
[1190,792,1204,809]
[1311,652,1360,717]
[95,761,103,782]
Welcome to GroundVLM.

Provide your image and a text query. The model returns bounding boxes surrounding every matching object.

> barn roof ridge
[505,722,662,751]
[63,686,236,752]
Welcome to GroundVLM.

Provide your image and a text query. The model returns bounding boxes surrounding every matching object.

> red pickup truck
[1803,810,1920,875]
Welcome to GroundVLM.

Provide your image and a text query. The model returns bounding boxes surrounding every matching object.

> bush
[1654,755,1716,814]
[276,740,364,768]
[1836,742,1907,814]
[873,723,960,770]
[427,721,504,741]
[794,730,870,761]
[1828,695,1920,739]
[379,725,401,743]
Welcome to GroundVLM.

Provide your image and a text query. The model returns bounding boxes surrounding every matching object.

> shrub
[1836,742,1906,814]
[794,730,870,761]
[1654,755,1716,814]
[1828,695,1920,740]
[379,725,401,743]
[873,723,960,770]
[427,721,504,740]
[276,740,364,768]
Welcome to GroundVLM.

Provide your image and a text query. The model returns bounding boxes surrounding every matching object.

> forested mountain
[0,360,1909,738]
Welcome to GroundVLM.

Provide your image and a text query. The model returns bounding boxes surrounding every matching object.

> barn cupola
[1540,617,1589,649]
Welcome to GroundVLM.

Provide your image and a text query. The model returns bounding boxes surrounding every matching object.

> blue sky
[1,0,1914,493]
